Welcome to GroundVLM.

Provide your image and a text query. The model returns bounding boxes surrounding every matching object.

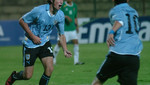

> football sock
[39,73,50,85]
[53,44,60,64]
[13,71,24,80]
[74,44,79,64]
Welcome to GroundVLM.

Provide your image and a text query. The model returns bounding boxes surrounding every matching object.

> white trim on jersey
[65,1,73,7]
[118,21,124,26]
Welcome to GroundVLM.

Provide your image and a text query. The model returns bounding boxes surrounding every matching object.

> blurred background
[0,0,150,20]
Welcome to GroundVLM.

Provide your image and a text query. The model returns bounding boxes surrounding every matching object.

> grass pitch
[0,42,150,85]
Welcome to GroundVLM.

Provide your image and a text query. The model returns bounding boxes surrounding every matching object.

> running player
[92,0,143,85]
[5,0,72,85]
[53,0,84,65]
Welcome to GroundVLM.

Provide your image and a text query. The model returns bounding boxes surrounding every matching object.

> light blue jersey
[109,3,143,55]
[22,4,65,48]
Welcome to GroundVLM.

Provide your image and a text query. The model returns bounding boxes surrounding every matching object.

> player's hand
[31,35,41,44]
[65,16,72,22]
[64,50,72,58]
[107,34,115,48]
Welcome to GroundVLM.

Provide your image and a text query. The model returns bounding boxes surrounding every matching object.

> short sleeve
[109,9,124,25]
[112,11,123,22]
[22,7,41,23]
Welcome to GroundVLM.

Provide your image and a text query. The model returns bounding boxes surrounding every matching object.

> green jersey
[61,1,77,31]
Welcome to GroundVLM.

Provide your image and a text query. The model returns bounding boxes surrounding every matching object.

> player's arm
[65,16,72,22]
[19,18,41,44]
[75,18,79,33]
[59,34,72,57]
[56,14,72,57]
[75,4,79,33]
[107,21,122,48]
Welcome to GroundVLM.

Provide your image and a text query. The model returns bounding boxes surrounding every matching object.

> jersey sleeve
[56,11,65,35]
[22,7,41,23]
[109,10,124,25]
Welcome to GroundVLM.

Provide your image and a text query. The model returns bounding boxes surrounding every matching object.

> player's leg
[15,66,34,80]
[71,31,84,65]
[53,41,61,64]
[92,77,102,85]
[92,58,108,85]
[92,52,123,85]
[5,66,34,85]
[20,45,38,80]
[5,45,37,85]
[39,41,54,85]
[72,39,80,64]
[53,32,69,64]
[40,57,53,85]
[117,55,140,85]
[23,66,34,79]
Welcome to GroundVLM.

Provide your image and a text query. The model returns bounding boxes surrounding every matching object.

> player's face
[53,0,63,10]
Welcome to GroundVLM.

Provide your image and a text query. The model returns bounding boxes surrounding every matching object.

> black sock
[39,73,50,85]
[13,71,24,80]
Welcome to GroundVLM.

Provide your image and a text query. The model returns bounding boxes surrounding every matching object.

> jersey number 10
[126,14,139,34]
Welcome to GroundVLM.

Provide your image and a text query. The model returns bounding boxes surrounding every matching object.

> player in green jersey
[53,0,84,65]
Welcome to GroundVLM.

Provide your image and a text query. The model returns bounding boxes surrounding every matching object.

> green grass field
[0,42,150,85]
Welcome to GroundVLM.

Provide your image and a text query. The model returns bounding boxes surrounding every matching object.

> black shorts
[96,52,140,85]
[23,41,54,67]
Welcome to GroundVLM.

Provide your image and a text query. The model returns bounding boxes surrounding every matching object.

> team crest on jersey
[25,54,30,60]
[65,8,68,11]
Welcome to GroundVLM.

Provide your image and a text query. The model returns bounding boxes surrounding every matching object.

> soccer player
[5,0,72,85]
[92,0,143,85]
[53,0,84,65]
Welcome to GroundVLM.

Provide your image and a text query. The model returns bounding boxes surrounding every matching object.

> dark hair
[47,0,53,4]
[114,0,127,5]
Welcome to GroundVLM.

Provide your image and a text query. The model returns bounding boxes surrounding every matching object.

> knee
[45,66,54,75]
[92,77,102,85]
[48,66,54,73]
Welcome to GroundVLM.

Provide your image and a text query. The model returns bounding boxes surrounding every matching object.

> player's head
[47,0,63,10]
[113,0,128,5]
[47,0,52,4]
[47,0,63,14]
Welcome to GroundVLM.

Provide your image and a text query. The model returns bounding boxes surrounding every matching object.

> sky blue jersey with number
[22,4,65,48]
[109,3,143,56]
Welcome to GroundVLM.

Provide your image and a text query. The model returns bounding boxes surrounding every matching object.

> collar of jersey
[65,1,73,7]
[46,4,55,17]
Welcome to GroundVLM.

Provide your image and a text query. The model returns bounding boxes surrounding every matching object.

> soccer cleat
[5,71,16,85]
[75,62,85,65]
